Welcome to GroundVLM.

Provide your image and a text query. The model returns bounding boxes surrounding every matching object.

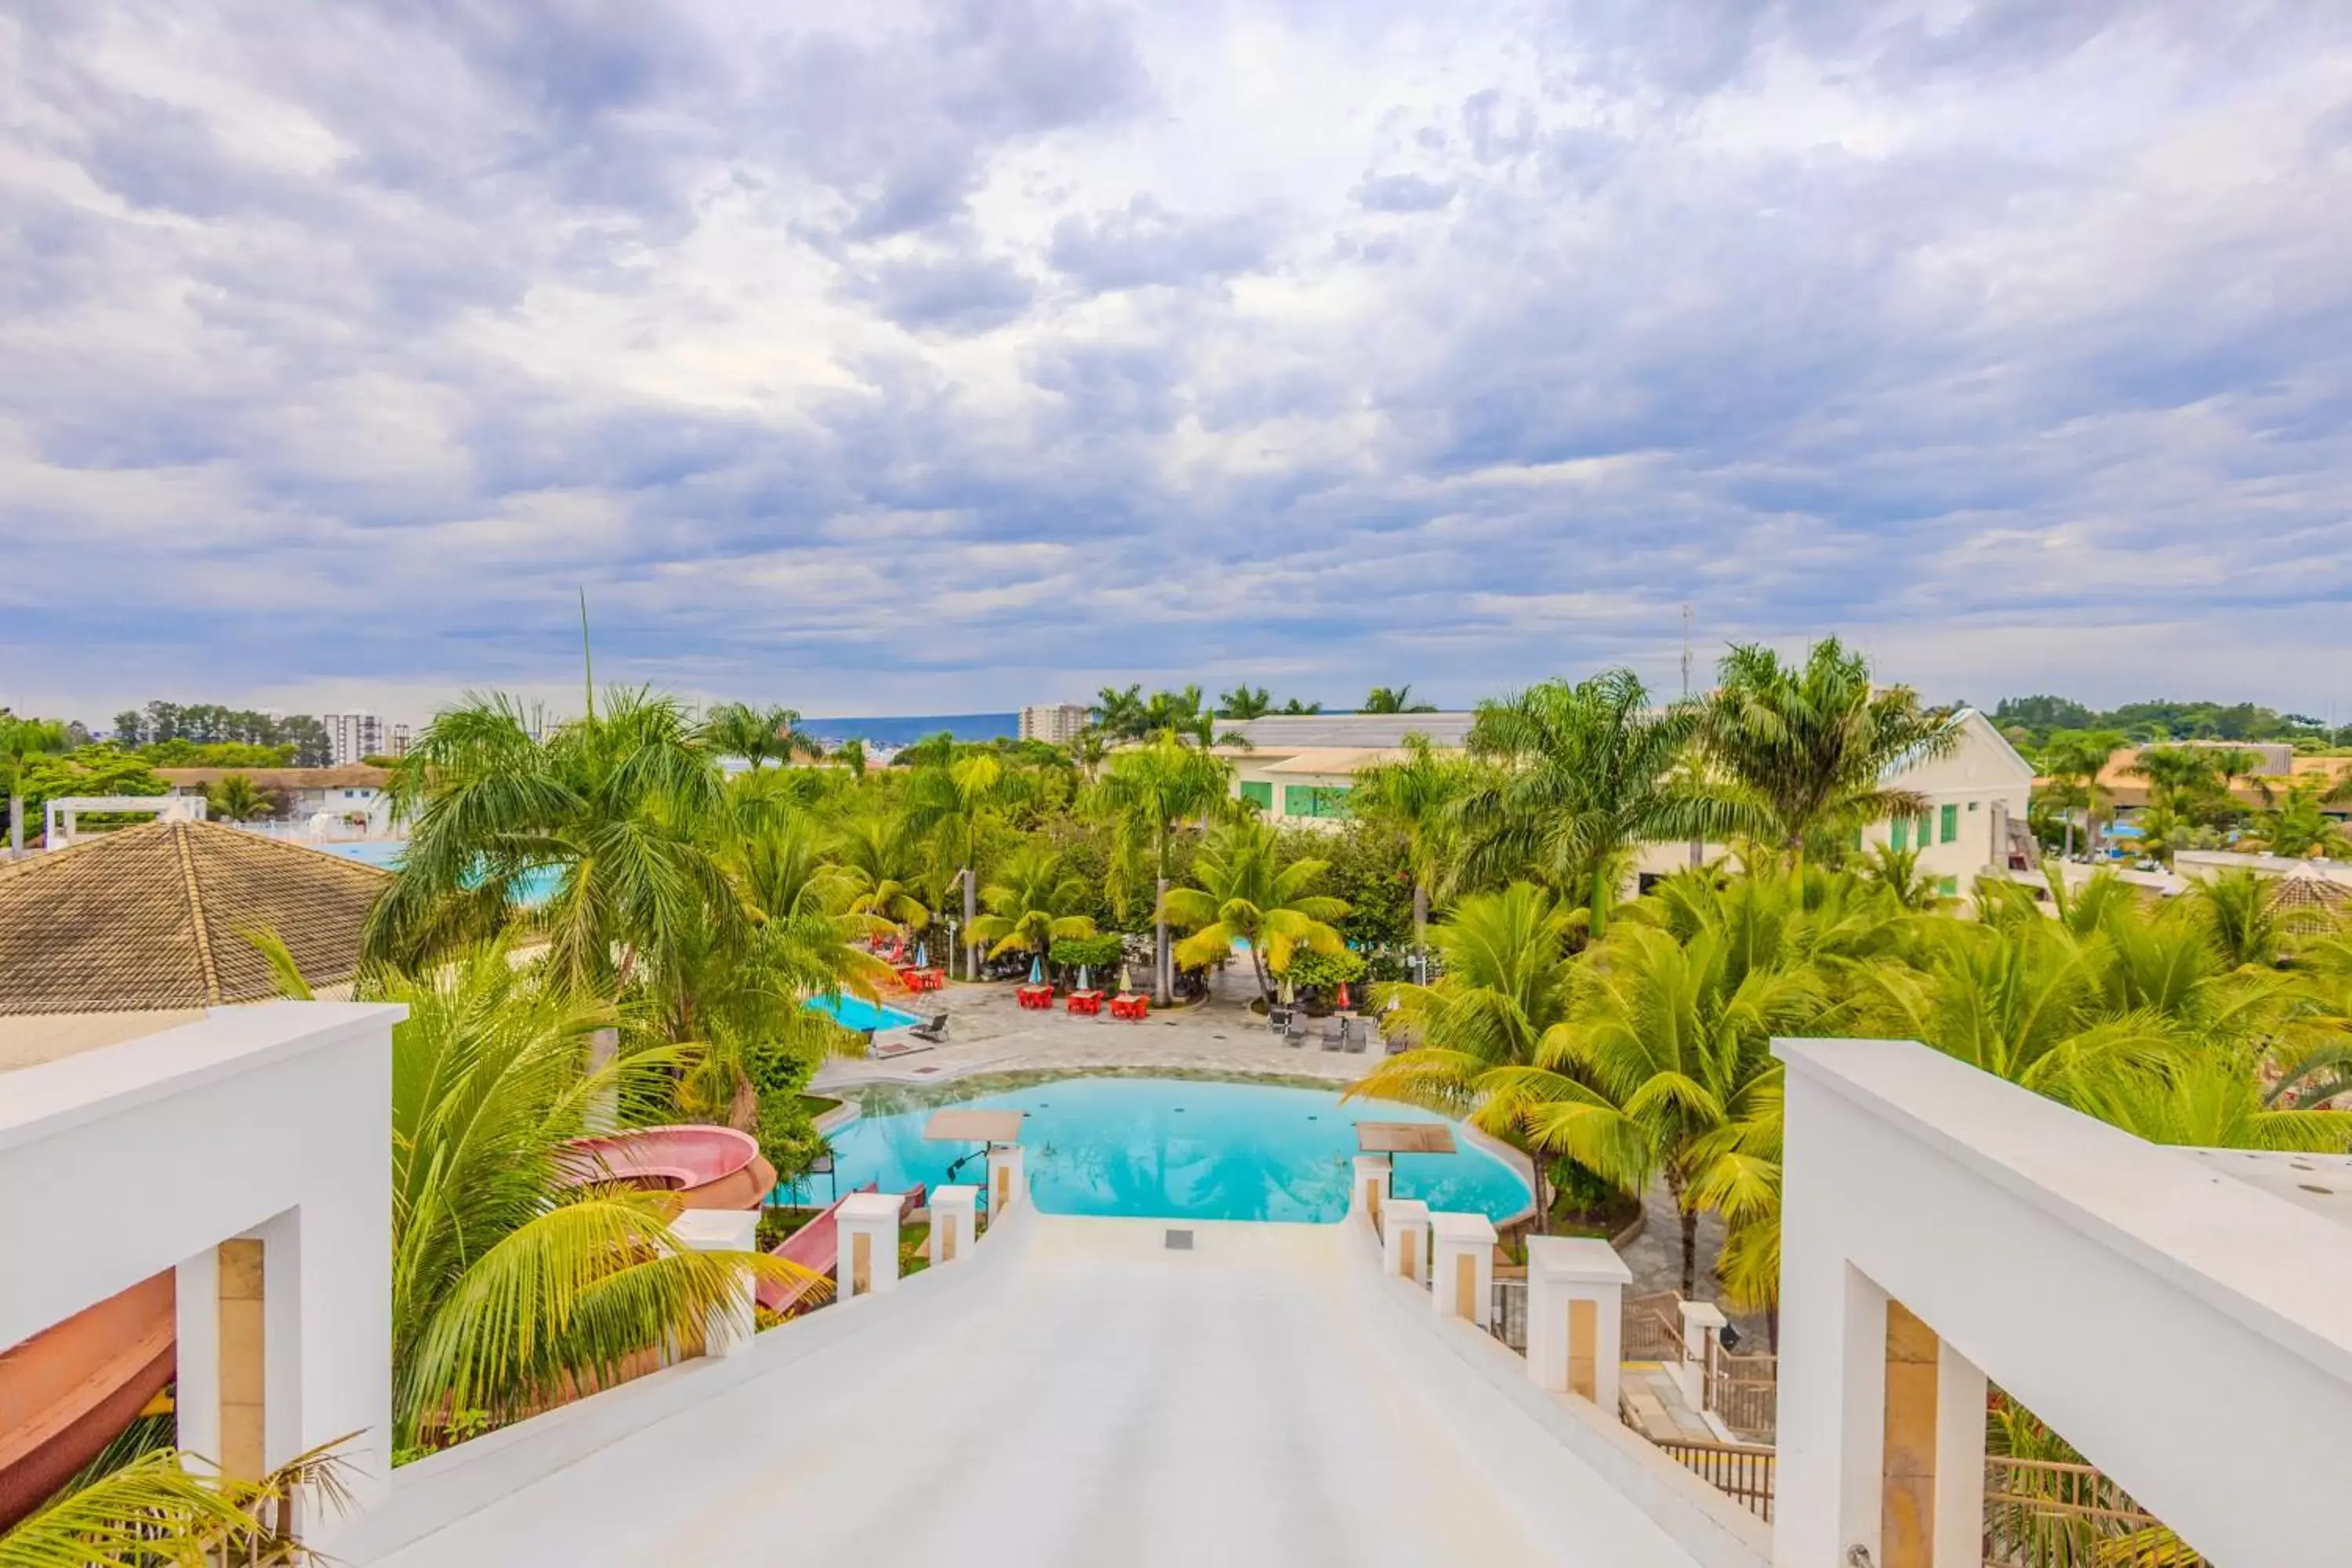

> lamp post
[946,915,960,982]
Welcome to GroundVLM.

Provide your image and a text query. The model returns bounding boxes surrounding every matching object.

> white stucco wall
[1773,1036,2352,1566]
[0,1003,401,1500]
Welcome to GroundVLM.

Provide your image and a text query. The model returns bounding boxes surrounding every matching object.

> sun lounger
[1321,1018,1345,1051]
[1267,1004,1291,1034]
[1343,1017,1368,1052]
[909,1011,949,1043]
[1283,1013,1307,1046]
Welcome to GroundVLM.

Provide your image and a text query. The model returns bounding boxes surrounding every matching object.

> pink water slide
[0,1271,176,1532]
[757,1184,927,1316]
[564,1124,778,1212]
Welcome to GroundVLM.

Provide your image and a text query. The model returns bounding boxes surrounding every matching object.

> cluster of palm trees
[2031,728,2352,862]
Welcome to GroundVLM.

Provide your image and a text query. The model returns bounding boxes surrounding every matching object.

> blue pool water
[314,841,558,906]
[804,993,924,1032]
[783,1076,1531,1225]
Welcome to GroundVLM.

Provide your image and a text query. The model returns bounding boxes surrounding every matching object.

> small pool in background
[782,1076,1530,1225]
[313,841,559,906]
[804,993,924,1033]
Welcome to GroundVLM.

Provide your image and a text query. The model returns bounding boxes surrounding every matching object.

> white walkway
[361,1216,1726,1567]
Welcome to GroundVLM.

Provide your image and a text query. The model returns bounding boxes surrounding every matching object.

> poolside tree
[2035,728,2127,857]
[367,688,738,995]
[1085,733,1235,1004]
[1351,733,1478,975]
[1702,637,1962,872]
[1454,669,1741,938]
[833,813,933,938]
[907,753,1022,980]
[968,845,1098,964]
[1348,883,1598,1232]
[1163,819,1348,1006]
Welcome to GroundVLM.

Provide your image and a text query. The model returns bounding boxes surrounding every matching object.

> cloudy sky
[5,1,2352,728]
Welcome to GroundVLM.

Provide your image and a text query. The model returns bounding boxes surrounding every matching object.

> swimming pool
[314,841,559,906]
[782,1076,1530,1225]
[804,993,924,1033]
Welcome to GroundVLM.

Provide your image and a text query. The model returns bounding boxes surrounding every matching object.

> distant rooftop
[1220,713,1476,750]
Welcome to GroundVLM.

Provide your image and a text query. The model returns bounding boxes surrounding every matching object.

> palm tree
[1703,637,1963,871]
[262,937,815,1446]
[1163,819,1348,1004]
[5,1440,353,1566]
[833,814,933,937]
[2190,868,2281,970]
[967,844,1098,964]
[1854,843,1941,911]
[1084,734,1235,1004]
[1218,684,1273,720]
[2076,1047,2352,1152]
[1351,734,1476,975]
[2249,774,2352,858]
[1362,684,1436,714]
[702,702,819,770]
[1455,669,1742,937]
[1091,684,1147,741]
[367,689,737,996]
[906,754,1019,980]
[832,738,869,779]
[2036,729,2126,857]
[205,771,278,822]
[1348,884,1597,1230]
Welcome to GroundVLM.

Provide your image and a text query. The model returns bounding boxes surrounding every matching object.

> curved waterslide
[353,1214,1744,1568]
[564,1125,776,1212]
[0,1272,174,1531]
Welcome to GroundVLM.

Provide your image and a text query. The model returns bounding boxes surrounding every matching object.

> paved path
[367,1215,1721,1568]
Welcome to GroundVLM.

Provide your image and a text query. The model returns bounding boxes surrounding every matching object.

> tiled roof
[154,766,391,790]
[0,822,391,1014]
[1217,713,1478,750]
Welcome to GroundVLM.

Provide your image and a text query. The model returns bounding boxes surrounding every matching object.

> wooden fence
[1984,1457,2200,1567]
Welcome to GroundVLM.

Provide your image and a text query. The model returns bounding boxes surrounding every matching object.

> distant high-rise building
[1019,703,1090,744]
[389,722,412,757]
[324,712,388,766]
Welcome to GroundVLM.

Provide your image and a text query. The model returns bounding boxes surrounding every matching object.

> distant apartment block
[1019,703,1090,744]
[325,712,389,765]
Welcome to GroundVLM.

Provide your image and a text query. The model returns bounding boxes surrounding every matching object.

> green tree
[1084,734,1235,1004]
[1456,669,1737,937]
[702,702,820,769]
[2035,729,2126,857]
[832,738,869,779]
[1361,684,1436,714]
[5,1442,352,1566]
[1091,684,1147,741]
[906,753,1021,980]
[0,711,70,852]
[968,844,1098,962]
[1351,733,1476,971]
[1703,638,1964,870]
[203,773,279,822]
[365,689,737,995]
[833,814,933,935]
[1218,684,1273,720]
[12,747,167,843]
[2249,775,2352,858]
[1163,819,1348,1005]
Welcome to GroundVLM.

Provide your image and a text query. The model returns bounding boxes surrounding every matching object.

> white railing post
[1428,1212,1497,1328]
[835,1192,902,1302]
[985,1143,1027,1218]
[1350,1153,1392,1228]
[1526,1236,1632,1412]
[1383,1198,1432,1286]
[670,1208,759,1357]
[1678,1298,1729,1412]
[930,1185,978,1266]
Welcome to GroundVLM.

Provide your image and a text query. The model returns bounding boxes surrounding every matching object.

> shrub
[1283,947,1367,990]
[1049,932,1124,970]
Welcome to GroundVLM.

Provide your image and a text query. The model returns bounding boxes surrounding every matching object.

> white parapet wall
[0,1003,403,1505]
[1774,1036,2352,1567]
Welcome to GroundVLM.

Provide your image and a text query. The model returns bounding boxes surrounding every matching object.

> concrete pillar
[1526,1236,1632,1411]
[987,1143,1027,1219]
[931,1185,978,1266]
[1677,1298,1728,1412]
[670,1208,758,1358]
[835,1192,903,1302]
[1933,1338,1989,1568]
[1351,1154,1391,1229]
[1878,1301,1986,1568]
[1428,1211,1497,1328]
[1383,1198,1432,1287]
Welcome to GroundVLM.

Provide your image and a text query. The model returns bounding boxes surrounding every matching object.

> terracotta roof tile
[0,822,391,1014]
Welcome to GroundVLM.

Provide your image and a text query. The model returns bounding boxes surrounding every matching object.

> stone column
[670,1208,758,1358]
[1882,1301,1987,1568]
[1677,1298,1728,1412]
[1350,1153,1391,1229]
[986,1142,1027,1219]
[1526,1236,1632,1411]
[1428,1211,1497,1328]
[930,1185,978,1266]
[1383,1199,1432,1287]
[835,1192,903,1302]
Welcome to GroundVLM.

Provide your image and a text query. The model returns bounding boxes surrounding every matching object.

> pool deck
[811,966,1372,1092]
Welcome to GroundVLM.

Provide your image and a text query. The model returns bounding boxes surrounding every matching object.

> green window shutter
[1283,785,1307,817]
[1890,818,1907,851]
[1240,780,1272,811]
[1940,803,1958,844]
[1936,876,1958,896]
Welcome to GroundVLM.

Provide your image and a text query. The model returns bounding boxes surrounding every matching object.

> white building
[157,766,401,837]
[1217,708,2036,901]
[1018,703,1090,744]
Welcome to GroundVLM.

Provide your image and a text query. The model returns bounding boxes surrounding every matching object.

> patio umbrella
[1029,955,1043,984]
[915,941,927,968]
[1120,961,1134,995]
[1335,980,1351,1011]
[1078,964,1091,991]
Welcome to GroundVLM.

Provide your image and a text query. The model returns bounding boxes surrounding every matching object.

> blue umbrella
[915,941,927,968]
[1030,956,1043,984]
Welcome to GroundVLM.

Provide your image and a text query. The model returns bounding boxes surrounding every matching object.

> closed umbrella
[1078,964,1091,991]
[1029,955,1043,984]
[915,941,927,969]
[1335,980,1351,1011]
[1120,961,1134,995]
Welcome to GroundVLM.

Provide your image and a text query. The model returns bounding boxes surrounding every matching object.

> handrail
[1646,1432,1776,1523]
